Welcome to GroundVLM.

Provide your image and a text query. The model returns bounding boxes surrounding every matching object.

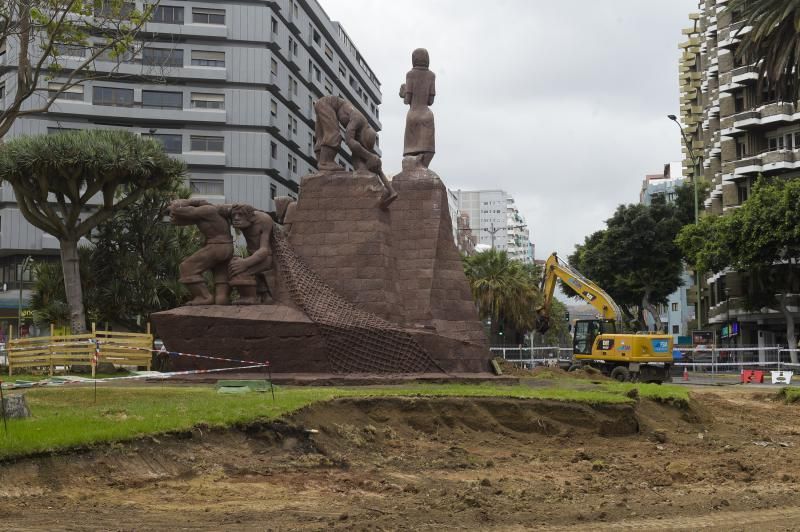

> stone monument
[400,48,436,169]
[152,49,491,375]
[168,199,234,306]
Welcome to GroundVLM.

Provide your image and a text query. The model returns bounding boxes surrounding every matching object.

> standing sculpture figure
[228,204,275,305]
[400,48,436,168]
[313,95,397,208]
[168,199,234,305]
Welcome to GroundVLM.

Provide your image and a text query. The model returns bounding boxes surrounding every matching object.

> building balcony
[47,100,227,125]
[731,65,759,84]
[708,295,800,324]
[731,102,799,131]
[731,149,800,178]
[144,22,227,40]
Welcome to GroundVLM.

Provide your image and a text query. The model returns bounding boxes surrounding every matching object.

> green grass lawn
[0,382,689,460]
[779,386,800,403]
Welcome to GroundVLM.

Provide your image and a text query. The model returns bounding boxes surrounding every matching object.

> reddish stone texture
[288,171,401,323]
[152,305,330,373]
[390,167,488,347]
[153,168,491,375]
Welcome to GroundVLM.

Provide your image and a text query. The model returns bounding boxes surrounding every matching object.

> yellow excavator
[535,252,673,383]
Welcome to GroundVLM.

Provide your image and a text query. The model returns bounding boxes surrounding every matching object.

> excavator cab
[572,319,617,355]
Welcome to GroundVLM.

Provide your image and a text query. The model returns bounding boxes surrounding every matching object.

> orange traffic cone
[683,367,689,381]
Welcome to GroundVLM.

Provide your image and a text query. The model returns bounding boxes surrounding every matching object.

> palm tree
[727,0,800,100]
[462,249,540,344]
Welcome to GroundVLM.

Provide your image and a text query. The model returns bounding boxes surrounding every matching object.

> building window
[737,183,749,204]
[95,45,134,63]
[270,100,278,117]
[48,82,84,101]
[95,1,134,18]
[323,79,332,94]
[142,47,183,67]
[190,179,224,196]
[192,7,225,25]
[54,43,86,57]
[151,5,184,24]
[191,50,225,67]
[142,90,182,109]
[288,37,298,56]
[672,325,679,334]
[287,155,298,173]
[270,183,277,199]
[734,91,745,113]
[288,115,298,134]
[190,135,224,152]
[671,302,679,312]
[288,76,298,95]
[145,133,182,154]
[312,64,321,82]
[92,86,134,107]
[270,141,277,159]
[324,44,333,60]
[736,139,747,159]
[191,92,224,109]
[767,135,785,152]
[270,58,278,76]
[313,29,321,46]
[338,63,346,78]
[271,17,278,34]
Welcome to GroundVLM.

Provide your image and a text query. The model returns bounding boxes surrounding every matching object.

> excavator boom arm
[535,253,623,333]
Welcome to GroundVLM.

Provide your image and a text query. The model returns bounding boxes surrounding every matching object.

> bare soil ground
[2,387,800,531]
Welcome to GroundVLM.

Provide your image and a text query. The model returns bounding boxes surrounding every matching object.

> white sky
[320,0,698,259]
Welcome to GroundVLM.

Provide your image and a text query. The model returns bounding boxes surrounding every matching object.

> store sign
[692,330,714,347]
[721,322,740,339]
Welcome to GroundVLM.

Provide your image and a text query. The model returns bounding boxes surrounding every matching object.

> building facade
[679,0,800,348]
[0,0,381,328]
[639,163,693,342]
[452,189,534,263]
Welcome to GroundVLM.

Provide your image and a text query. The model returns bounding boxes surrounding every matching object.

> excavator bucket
[534,314,550,334]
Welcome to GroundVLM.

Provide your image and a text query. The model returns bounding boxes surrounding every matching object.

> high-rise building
[452,189,534,263]
[639,162,693,341]
[0,0,381,327]
[679,1,800,348]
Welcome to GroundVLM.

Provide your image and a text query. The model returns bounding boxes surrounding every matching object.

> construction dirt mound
[3,390,800,530]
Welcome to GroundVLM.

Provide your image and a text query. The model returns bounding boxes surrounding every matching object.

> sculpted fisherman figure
[168,198,234,305]
[313,95,398,208]
[228,204,275,305]
[399,48,436,168]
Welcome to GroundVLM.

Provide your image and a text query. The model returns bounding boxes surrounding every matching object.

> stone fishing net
[272,229,436,373]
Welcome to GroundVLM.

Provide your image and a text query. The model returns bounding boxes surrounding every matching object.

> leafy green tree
[726,0,800,101]
[538,298,571,347]
[0,1,156,138]
[0,130,186,332]
[88,179,199,331]
[677,178,800,362]
[463,249,540,345]
[674,179,711,227]
[567,198,684,331]
[28,175,198,332]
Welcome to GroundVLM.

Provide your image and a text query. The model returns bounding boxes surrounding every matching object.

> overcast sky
[321,0,697,260]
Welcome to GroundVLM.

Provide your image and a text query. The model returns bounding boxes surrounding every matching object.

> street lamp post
[668,114,703,330]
